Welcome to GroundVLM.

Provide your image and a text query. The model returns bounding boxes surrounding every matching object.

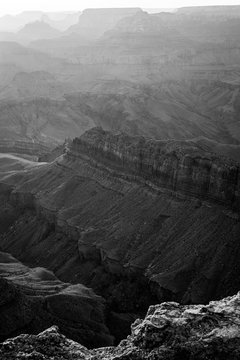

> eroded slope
[0,251,112,347]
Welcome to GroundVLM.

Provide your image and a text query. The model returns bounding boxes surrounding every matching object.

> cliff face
[1,292,240,359]
[72,128,240,206]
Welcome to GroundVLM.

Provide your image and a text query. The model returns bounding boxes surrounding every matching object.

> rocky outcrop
[71,127,240,207]
[0,251,112,348]
[1,292,240,359]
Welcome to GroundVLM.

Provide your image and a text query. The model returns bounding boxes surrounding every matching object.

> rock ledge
[1,292,240,359]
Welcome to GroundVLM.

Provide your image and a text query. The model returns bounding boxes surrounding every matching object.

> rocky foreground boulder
[1,292,240,359]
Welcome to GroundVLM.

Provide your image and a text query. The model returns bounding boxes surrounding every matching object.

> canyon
[1,8,240,162]
[1,80,240,161]
[1,4,240,354]
[0,128,239,345]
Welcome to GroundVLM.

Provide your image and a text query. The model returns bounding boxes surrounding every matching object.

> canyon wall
[71,128,240,207]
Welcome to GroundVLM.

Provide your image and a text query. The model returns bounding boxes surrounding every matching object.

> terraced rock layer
[0,139,52,158]
[73,127,240,206]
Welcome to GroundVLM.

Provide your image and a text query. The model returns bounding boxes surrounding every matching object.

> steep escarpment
[1,292,240,359]
[0,251,112,347]
[0,128,240,339]
[72,127,240,207]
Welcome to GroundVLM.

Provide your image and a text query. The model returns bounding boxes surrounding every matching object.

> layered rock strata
[0,139,52,158]
[71,127,240,207]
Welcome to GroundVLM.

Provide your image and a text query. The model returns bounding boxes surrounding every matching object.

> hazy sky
[1,0,240,16]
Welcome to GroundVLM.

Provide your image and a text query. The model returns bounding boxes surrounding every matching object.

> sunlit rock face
[1,292,240,359]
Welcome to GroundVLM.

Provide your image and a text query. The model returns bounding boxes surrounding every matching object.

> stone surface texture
[1,292,240,359]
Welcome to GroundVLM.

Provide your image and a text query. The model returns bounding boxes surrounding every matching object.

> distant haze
[1,0,240,16]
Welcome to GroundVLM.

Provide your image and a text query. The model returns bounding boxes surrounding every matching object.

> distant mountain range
[0,11,81,32]
[18,20,61,42]
[65,8,142,39]
[1,6,240,161]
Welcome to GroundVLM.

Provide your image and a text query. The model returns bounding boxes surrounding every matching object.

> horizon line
[1,3,240,17]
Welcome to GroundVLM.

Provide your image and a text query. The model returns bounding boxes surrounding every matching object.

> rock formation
[0,128,240,323]
[2,80,240,162]
[2,5,240,351]
[17,21,61,43]
[0,251,112,347]
[3,8,240,162]
[0,139,52,158]
[65,8,143,39]
[0,11,80,33]
[1,292,240,359]
[72,127,240,206]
